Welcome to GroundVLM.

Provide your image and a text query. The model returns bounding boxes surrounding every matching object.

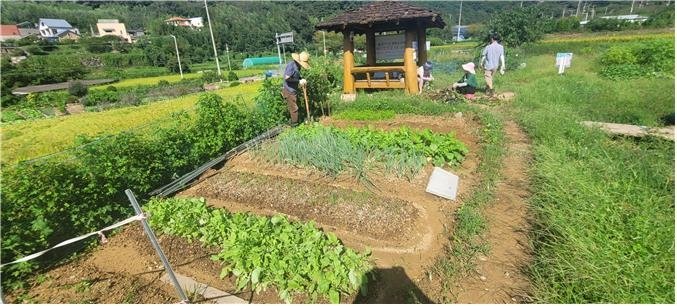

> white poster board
[555,52,573,74]
[425,167,459,201]
[375,33,405,60]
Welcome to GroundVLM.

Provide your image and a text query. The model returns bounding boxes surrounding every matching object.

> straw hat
[461,62,475,74]
[291,51,310,69]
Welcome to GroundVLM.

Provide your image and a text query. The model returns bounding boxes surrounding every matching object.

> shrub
[600,46,637,66]
[480,7,547,47]
[67,81,88,97]
[227,71,239,81]
[84,89,120,106]
[599,39,674,79]
[157,79,170,87]
[1,91,284,289]
[300,56,341,118]
[201,70,220,83]
[106,85,117,92]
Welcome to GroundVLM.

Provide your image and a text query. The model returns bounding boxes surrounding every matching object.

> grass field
[499,36,674,303]
[93,67,271,90]
[1,82,260,165]
[425,31,674,303]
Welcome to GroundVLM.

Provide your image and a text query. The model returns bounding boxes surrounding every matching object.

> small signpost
[556,52,573,74]
[276,32,294,74]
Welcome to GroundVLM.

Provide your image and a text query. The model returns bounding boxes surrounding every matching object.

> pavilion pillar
[416,26,427,66]
[366,30,376,66]
[403,29,418,94]
[342,31,355,94]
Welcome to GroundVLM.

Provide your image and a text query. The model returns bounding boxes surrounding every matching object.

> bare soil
[189,171,418,242]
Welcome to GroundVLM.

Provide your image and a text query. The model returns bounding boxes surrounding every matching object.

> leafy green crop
[145,197,372,304]
[265,124,467,181]
[341,125,469,167]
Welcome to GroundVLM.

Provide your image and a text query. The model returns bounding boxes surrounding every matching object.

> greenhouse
[242,56,280,68]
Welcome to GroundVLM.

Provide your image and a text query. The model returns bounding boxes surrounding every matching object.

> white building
[97,19,132,43]
[38,18,80,41]
[189,17,204,28]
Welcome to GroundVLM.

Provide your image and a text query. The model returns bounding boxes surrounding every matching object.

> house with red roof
[0,25,22,41]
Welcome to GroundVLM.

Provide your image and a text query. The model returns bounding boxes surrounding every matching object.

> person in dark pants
[452,62,478,97]
[281,51,310,126]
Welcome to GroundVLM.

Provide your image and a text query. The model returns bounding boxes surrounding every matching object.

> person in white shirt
[480,33,505,96]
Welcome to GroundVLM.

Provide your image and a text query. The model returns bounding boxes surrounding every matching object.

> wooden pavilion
[315,2,446,98]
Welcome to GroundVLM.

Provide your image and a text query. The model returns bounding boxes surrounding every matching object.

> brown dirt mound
[191,171,418,241]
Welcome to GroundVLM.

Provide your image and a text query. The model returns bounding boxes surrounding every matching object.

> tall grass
[504,37,675,303]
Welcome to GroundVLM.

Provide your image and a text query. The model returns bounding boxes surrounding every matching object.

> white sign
[276,32,293,44]
[426,167,459,200]
[375,33,405,60]
[555,52,573,74]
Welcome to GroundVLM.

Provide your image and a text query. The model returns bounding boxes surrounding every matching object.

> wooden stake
[302,84,311,122]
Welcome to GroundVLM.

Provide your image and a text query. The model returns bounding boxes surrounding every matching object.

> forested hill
[0,1,661,52]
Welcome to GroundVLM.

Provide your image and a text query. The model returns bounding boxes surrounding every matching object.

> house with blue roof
[38,18,80,41]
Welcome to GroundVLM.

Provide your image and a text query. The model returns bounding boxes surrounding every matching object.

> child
[452,62,478,98]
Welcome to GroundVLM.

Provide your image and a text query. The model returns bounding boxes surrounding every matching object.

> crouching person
[452,62,478,99]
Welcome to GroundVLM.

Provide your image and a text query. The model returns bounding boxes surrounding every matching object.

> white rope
[0,214,146,268]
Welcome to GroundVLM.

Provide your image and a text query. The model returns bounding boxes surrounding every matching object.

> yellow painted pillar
[366,30,376,66]
[403,29,418,94]
[342,31,355,94]
[416,27,427,66]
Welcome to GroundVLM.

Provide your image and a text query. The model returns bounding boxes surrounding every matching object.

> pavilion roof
[315,1,445,34]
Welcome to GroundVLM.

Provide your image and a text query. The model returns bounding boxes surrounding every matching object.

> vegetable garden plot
[183,114,484,293]
[189,171,419,242]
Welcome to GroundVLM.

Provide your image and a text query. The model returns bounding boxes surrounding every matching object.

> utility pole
[576,0,582,17]
[562,7,566,18]
[225,43,232,71]
[276,33,283,74]
[520,1,523,8]
[631,0,635,13]
[169,35,183,79]
[456,0,462,42]
[204,0,222,77]
[591,6,595,19]
[322,30,327,56]
[604,7,608,15]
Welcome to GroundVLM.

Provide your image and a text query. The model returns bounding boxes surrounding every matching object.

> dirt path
[453,114,534,303]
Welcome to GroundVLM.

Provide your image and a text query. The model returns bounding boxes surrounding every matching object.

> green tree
[480,7,547,47]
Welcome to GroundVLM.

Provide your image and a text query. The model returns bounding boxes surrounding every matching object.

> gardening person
[480,33,505,97]
[282,51,310,126]
[452,62,478,99]
[417,60,434,93]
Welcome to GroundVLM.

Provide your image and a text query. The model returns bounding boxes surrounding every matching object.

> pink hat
[461,62,475,74]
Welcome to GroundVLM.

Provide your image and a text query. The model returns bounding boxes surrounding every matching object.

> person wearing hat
[282,51,310,125]
[452,62,478,98]
[417,61,434,93]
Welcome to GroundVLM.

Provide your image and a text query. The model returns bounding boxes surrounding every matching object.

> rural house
[127,29,145,42]
[164,16,204,28]
[96,19,132,43]
[0,24,22,41]
[38,18,80,41]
